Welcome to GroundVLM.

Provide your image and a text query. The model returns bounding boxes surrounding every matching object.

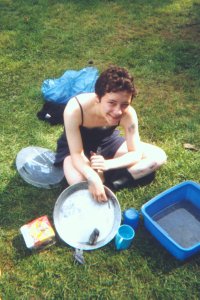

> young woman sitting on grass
[55,66,167,202]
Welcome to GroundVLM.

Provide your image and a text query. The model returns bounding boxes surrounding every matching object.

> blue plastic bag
[41,67,99,104]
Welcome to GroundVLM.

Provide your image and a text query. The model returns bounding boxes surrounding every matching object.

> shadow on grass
[131,222,200,273]
[0,165,71,260]
[100,219,200,275]
[12,229,68,261]
[0,171,65,230]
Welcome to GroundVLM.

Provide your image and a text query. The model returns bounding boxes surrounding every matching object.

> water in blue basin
[153,200,200,248]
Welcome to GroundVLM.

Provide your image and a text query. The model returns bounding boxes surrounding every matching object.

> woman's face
[100,91,132,125]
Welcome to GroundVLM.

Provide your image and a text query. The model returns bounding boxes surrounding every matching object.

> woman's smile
[107,113,122,124]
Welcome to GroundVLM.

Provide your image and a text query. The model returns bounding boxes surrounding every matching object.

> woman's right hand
[87,175,107,203]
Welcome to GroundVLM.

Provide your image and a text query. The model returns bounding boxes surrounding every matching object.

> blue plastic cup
[115,224,135,250]
[123,208,139,230]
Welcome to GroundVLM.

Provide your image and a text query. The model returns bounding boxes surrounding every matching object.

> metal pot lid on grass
[16,146,64,189]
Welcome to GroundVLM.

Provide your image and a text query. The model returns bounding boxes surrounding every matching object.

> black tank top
[55,97,120,163]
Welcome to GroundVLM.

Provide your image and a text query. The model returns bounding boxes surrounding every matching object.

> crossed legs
[114,141,167,179]
[63,141,167,185]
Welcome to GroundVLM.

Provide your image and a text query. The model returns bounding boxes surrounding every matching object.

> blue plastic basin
[141,181,200,260]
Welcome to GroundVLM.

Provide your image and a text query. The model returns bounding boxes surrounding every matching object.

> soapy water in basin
[153,200,200,248]
[58,190,115,244]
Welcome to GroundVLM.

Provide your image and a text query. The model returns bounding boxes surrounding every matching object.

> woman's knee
[114,141,128,158]
[63,156,85,185]
[142,143,167,164]
[156,148,167,166]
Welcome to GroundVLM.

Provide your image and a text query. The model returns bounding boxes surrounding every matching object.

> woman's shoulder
[125,105,137,119]
[67,93,95,109]
[64,93,96,121]
[120,105,138,127]
[76,92,96,104]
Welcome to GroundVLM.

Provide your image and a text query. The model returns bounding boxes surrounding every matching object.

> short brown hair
[95,66,137,99]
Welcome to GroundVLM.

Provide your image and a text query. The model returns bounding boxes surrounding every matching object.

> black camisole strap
[75,96,84,126]
[75,96,119,128]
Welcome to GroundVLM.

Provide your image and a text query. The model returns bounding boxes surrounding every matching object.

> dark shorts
[54,129,125,166]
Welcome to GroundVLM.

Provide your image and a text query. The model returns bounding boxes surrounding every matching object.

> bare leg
[114,141,167,179]
[63,156,85,184]
[129,142,167,179]
[63,155,105,187]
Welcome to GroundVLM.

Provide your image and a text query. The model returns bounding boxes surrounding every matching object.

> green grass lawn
[0,0,200,299]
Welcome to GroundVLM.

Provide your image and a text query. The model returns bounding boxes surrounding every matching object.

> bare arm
[108,108,142,169]
[64,99,107,201]
[91,106,142,171]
